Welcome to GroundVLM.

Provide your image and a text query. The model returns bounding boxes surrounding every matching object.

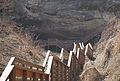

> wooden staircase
[0,42,94,81]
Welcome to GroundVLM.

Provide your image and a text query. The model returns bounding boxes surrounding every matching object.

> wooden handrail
[67,51,73,67]
[44,55,53,75]
[59,48,64,61]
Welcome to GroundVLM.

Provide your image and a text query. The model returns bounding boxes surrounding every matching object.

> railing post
[45,56,53,74]
[73,43,77,55]
[59,48,64,62]
[88,43,93,50]
[67,51,73,81]
[43,50,50,68]
[79,43,83,49]
[82,42,85,49]
[77,48,80,59]
[85,43,95,61]
[67,51,73,67]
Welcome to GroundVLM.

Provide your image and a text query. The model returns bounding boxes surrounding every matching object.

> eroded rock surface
[80,68,102,81]
[81,17,120,81]
[1,0,106,42]
[0,19,45,65]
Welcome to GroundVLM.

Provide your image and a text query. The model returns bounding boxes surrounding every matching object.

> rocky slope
[0,19,46,65]
[80,17,120,81]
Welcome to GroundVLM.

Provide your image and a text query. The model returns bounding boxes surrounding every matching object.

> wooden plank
[0,57,15,81]
[33,73,37,81]
[67,51,73,67]
[53,56,68,68]
[59,48,64,61]
[65,66,67,81]
[26,71,33,81]
[59,62,62,81]
[82,42,85,49]
[79,43,83,49]
[85,44,89,56]
[0,65,14,81]
[45,56,53,74]
[23,70,27,81]
[43,50,50,67]
[77,48,80,59]
[73,43,77,55]
[88,43,93,50]
[86,43,95,61]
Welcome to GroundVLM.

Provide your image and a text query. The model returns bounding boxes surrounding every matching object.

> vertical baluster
[40,74,43,81]
[44,74,49,81]
[9,67,16,81]
[55,60,57,81]
[60,63,62,81]
[33,72,37,81]
[51,65,53,81]
[68,67,70,81]
[61,64,63,81]
[64,66,67,81]
[58,62,60,81]
[23,70,27,81]
[70,67,71,81]
[43,74,45,81]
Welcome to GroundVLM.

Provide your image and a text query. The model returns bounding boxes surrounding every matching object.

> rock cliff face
[13,0,104,41]
[0,0,105,41]
[80,17,120,81]
[1,0,120,49]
